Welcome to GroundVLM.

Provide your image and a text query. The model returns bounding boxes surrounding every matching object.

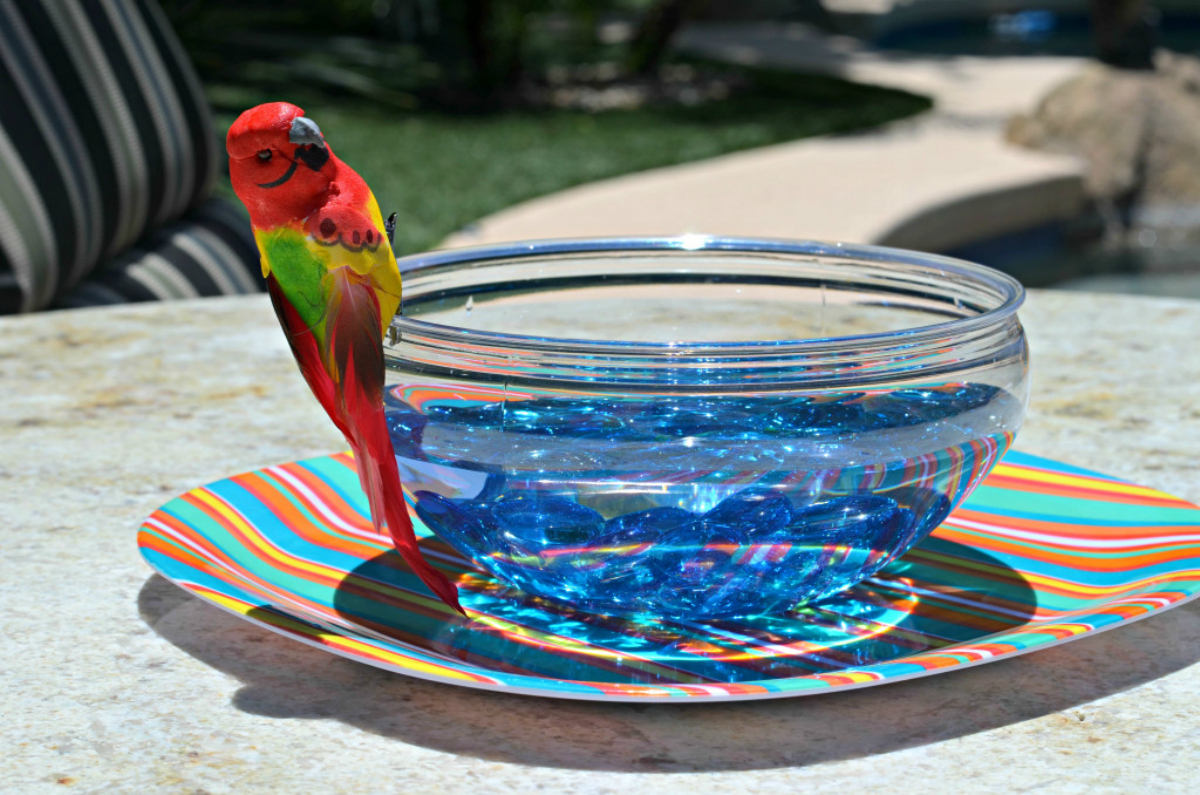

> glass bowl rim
[391,236,1025,356]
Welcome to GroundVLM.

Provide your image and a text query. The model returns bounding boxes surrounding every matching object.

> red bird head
[227,102,338,229]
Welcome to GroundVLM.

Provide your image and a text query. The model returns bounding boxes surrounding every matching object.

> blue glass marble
[412,491,493,550]
[578,509,694,600]
[504,407,626,438]
[396,384,1020,619]
[601,506,695,544]
[492,494,605,550]
[383,393,428,460]
[702,488,793,535]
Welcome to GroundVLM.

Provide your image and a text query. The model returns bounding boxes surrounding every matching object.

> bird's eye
[257,149,272,162]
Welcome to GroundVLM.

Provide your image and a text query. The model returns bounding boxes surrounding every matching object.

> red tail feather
[268,275,465,615]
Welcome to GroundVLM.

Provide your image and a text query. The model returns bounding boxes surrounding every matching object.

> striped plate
[138,450,1200,702]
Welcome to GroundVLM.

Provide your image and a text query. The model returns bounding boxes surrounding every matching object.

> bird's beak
[289,116,330,172]
[289,116,326,148]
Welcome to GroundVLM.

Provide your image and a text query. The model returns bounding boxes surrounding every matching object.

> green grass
[209,69,931,255]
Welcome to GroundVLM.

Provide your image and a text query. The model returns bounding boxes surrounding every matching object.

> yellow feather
[253,193,402,340]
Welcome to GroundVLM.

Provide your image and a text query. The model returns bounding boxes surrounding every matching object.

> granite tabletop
[3,291,1199,793]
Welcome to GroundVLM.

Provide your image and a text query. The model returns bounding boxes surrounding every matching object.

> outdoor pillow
[0,0,261,313]
[53,198,262,308]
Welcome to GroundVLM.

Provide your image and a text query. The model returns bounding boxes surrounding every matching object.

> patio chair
[0,0,262,314]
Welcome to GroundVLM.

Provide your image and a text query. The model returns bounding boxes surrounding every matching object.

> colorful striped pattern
[138,450,1200,702]
[0,0,261,312]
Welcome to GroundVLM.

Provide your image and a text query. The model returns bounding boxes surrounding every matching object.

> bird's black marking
[256,156,298,189]
[385,213,396,246]
[255,146,328,189]
[296,143,330,172]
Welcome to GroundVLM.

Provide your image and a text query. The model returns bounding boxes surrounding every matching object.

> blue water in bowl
[388,386,1019,619]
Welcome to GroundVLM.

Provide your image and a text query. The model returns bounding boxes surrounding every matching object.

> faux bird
[226,102,464,615]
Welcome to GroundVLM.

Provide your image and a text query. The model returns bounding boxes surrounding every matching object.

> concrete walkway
[444,22,1087,252]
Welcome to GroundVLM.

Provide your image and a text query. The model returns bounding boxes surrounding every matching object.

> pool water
[387,384,1021,618]
[875,11,1200,58]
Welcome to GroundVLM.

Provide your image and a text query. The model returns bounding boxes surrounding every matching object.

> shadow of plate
[138,558,1200,772]
[330,536,1039,685]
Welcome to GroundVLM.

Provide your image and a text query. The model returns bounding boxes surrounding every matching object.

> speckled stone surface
[3,292,1199,793]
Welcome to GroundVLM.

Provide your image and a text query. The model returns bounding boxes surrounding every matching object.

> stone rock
[1007,51,1200,216]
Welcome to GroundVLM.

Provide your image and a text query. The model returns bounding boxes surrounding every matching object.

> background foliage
[167,0,931,254]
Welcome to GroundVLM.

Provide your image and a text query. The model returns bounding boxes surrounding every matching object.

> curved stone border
[443,23,1089,258]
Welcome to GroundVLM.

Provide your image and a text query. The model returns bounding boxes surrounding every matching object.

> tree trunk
[1092,0,1156,70]
[628,0,703,77]
[464,0,494,88]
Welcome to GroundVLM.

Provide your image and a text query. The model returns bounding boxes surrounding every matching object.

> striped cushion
[0,0,218,312]
[53,198,263,308]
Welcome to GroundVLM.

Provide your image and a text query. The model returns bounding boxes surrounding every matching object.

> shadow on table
[139,572,1200,773]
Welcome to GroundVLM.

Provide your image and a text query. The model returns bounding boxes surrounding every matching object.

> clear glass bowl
[384,237,1029,619]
